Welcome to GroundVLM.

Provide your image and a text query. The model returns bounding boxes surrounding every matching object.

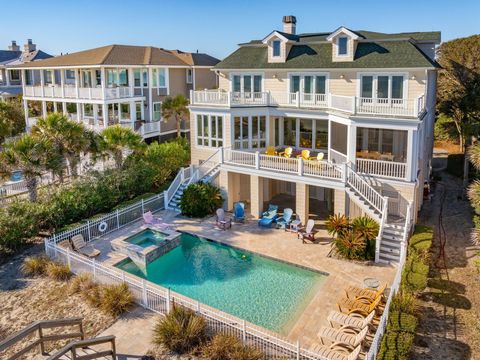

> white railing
[374,196,389,263]
[164,167,189,209]
[329,149,347,164]
[329,94,356,113]
[366,202,412,359]
[141,121,161,135]
[223,148,344,182]
[23,86,134,100]
[345,164,385,214]
[231,92,269,106]
[356,97,417,117]
[356,158,407,180]
[192,90,229,105]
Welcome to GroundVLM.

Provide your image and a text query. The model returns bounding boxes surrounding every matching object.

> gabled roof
[0,50,22,65]
[0,49,53,67]
[262,30,298,44]
[215,40,439,70]
[326,26,363,41]
[14,45,220,68]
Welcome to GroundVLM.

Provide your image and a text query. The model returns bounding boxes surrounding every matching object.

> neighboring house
[187,16,440,263]
[0,39,52,100]
[15,45,219,140]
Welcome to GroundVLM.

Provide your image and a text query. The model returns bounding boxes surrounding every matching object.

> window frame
[153,102,162,121]
[230,73,264,94]
[357,72,408,101]
[272,40,281,57]
[9,69,20,81]
[186,69,193,84]
[337,36,349,56]
[287,72,330,102]
[195,113,225,148]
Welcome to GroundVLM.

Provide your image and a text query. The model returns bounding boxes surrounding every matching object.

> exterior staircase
[378,222,405,264]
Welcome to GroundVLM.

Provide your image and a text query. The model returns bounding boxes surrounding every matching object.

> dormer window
[337,37,348,56]
[272,40,281,57]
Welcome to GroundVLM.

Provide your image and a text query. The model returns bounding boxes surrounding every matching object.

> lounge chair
[314,344,361,360]
[296,149,311,160]
[143,211,173,230]
[337,296,382,315]
[216,208,232,230]
[328,310,376,331]
[310,152,325,161]
[71,234,100,258]
[265,146,277,156]
[276,208,293,229]
[297,219,317,243]
[233,202,245,223]
[258,204,278,227]
[278,147,293,158]
[345,283,387,302]
[319,325,368,348]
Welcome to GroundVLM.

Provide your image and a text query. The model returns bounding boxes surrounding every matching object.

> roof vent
[282,15,296,35]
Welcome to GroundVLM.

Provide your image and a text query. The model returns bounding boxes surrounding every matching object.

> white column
[41,101,47,118]
[40,70,45,97]
[128,67,134,96]
[117,103,121,123]
[93,104,99,126]
[53,102,58,112]
[346,124,357,164]
[101,68,106,100]
[74,70,79,99]
[6,70,10,86]
[76,103,81,122]
[130,101,135,123]
[148,68,153,122]
[23,99,29,130]
[60,69,65,97]
[102,103,108,128]
[62,102,67,115]
[406,129,415,181]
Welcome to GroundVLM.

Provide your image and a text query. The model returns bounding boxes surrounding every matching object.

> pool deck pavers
[88,210,396,353]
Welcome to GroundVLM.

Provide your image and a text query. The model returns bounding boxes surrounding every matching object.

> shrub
[99,283,134,316]
[377,331,415,360]
[325,213,350,238]
[202,334,263,360]
[69,273,96,294]
[334,229,366,260]
[408,225,433,255]
[390,291,417,315]
[180,182,223,218]
[20,255,50,276]
[153,304,207,353]
[386,311,418,333]
[352,215,379,260]
[45,262,72,281]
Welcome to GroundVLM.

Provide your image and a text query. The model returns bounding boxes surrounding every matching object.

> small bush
[45,262,72,281]
[390,291,417,315]
[334,229,366,260]
[386,311,418,333]
[180,182,223,218]
[377,331,415,360]
[153,304,207,353]
[408,225,433,254]
[69,273,95,294]
[202,334,263,360]
[99,283,134,316]
[20,255,50,276]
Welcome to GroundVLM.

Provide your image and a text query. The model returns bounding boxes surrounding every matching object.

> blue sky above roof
[0,0,477,59]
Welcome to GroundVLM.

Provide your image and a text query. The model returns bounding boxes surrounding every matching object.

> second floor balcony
[24,85,134,101]
[191,90,426,118]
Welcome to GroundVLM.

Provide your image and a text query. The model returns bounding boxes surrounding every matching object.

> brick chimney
[23,39,36,53]
[282,15,296,35]
[8,40,20,51]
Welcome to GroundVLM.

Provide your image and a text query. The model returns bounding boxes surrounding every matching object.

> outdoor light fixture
[340,74,345,79]
[273,73,277,79]
[411,75,416,80]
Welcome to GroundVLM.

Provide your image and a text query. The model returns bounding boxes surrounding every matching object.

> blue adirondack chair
[258,204,278,227]
[233,202,245,223]
[276,208,293,229]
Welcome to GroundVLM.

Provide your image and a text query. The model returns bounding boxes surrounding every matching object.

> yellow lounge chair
[328,310,376,330]
[296,149,310,160]
[265,146,277,156]
[313,344,361,360]
[309,152,325,161]
[278,147,293,158]
[337,296,381,315]
[319,325,368,348]
[345,283,387,302]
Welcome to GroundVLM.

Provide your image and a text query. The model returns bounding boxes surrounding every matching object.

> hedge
[377,224,433,359]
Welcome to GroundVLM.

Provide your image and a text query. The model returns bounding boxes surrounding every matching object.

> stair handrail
[0,317,84,360]
[46,335,116,360]
[374,196,389,263]
[345,163,386,215]
[188,147,223,186]
[399,202,413,264]
[164,166,187,208]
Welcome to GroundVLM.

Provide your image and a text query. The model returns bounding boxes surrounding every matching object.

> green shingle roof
[215,40,439,70]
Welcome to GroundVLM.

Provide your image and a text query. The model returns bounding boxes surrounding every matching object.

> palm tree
[161,95,189,138]
[99,125,144,169]
[32,113,91,178]
[0,135,49,202]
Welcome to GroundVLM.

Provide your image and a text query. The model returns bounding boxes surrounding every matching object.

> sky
[1,0,478,60]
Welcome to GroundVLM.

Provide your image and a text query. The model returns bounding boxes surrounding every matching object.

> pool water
[124,229,166,248]
[116,233,326,334]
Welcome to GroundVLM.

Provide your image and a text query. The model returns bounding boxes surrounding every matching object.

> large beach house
[16,45,219,140]
[187,16,440,263]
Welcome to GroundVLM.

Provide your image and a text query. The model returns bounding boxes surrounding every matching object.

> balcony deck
[24,85,141,101]
[191,90,426,118]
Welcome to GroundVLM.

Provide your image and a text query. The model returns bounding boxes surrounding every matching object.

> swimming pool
[115,233,326,334]
[124,229,166,248]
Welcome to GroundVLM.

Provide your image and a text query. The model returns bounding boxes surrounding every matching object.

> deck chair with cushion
[296,149,311,160]
[233,202,246,223]
[265,146,277,156]
[327,310,376,331]
[345,282,387,302]
[319,325,368,348]
[71,234,100,258]
[314,344,361,360]
[310,152,325,161]
[337,296,382,316]
[276,208,293,229]
[216,208,232,230]
[278,147,293,158]
[297,219,317,243]
[258,204,278,227]
[143,211,173,230]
